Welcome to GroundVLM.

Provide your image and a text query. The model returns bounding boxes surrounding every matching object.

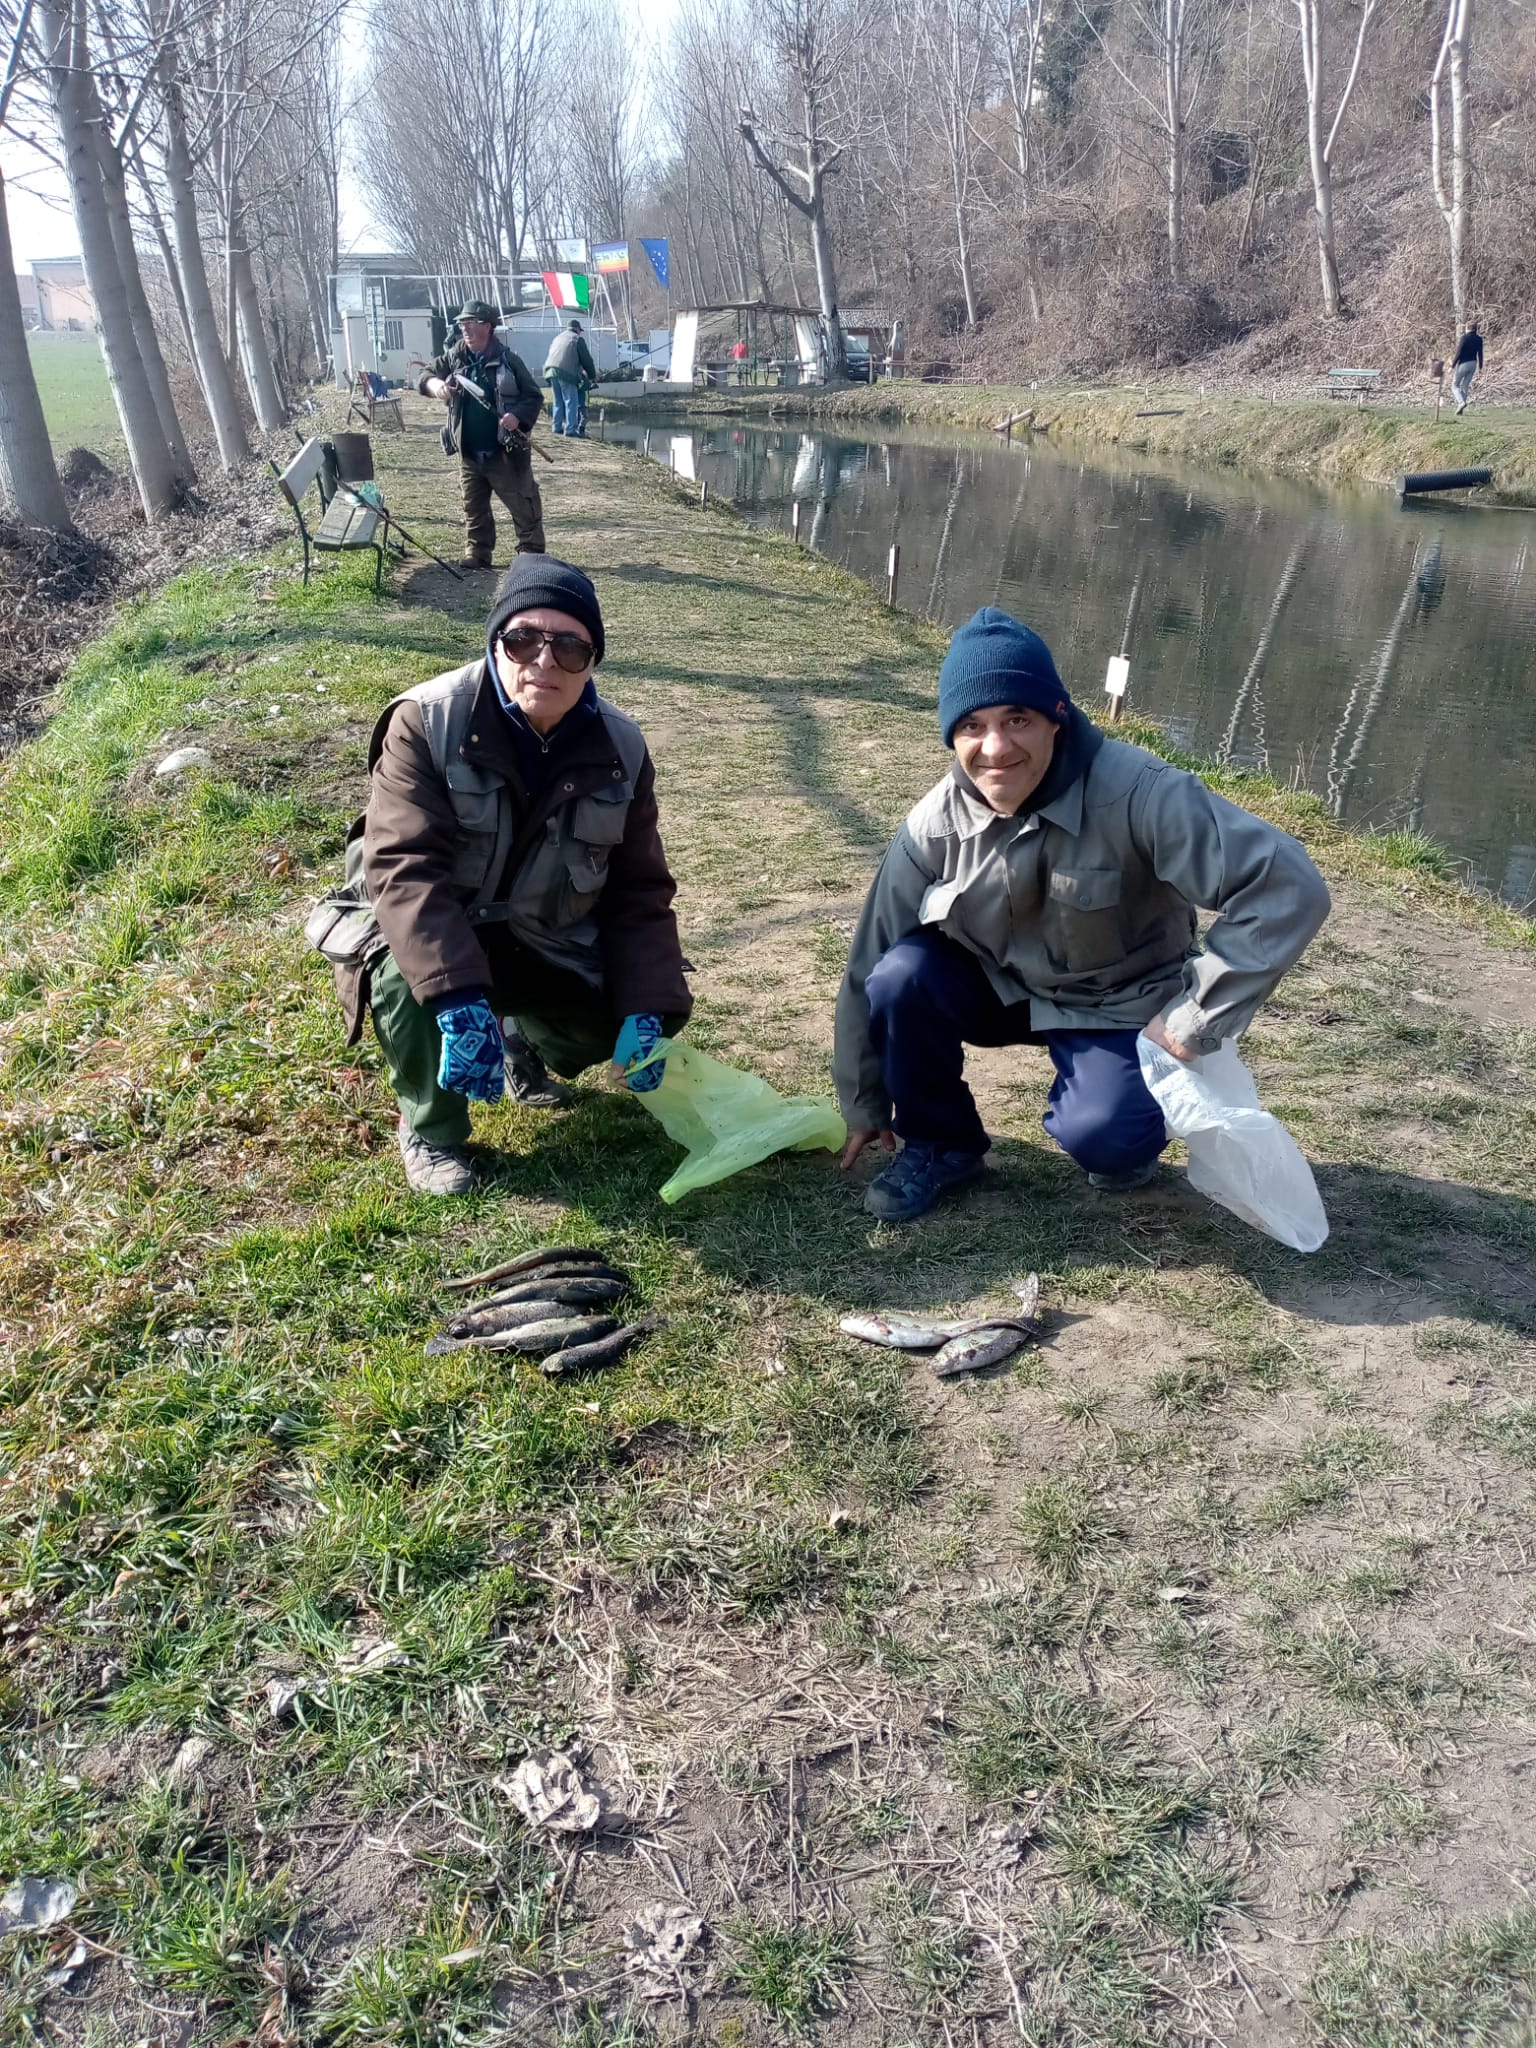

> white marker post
[1104,654,1130,723]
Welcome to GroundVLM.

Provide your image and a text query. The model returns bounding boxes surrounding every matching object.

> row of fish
[426,1245,665,1373]
[840,1273,1042,1378]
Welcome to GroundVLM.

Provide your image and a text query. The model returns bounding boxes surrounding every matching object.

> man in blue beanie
[833,607,1330,1220]
[308,556,691,1194]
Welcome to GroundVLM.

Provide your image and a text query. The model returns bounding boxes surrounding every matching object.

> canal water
[608,417,1536,910]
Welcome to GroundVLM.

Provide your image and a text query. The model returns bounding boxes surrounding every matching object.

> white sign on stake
[1104,655,1130,698]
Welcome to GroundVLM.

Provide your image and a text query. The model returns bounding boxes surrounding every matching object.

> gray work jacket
[833,735,1331,1129]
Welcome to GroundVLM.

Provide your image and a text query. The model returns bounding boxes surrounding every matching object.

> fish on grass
[426,1314,618,1358]
[541,1315,667,1375]
[444,1245,612,1293]
[468,1270,630,1310]
[839,1275,1041,1370]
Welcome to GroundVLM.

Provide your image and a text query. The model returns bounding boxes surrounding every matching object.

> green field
[27,328,122,454]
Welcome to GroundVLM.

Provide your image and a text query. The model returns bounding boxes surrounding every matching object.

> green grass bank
[602,379,1536,507]
[2,407,1535,2046]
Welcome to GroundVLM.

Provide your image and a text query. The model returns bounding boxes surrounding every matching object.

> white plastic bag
[1136,1035,1328,1252]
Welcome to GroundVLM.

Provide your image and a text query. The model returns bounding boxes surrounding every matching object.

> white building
[328,258,621,386]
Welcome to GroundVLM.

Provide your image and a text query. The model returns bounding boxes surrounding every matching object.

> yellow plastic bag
[630,1038,847,1203]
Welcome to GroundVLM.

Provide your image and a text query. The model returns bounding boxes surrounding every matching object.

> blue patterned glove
[436,997,505,1101]
[613,1012,665,1092]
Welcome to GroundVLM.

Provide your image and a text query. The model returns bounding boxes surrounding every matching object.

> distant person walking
[1451,325,1483,413]
[545,320,597,438]
[732,337,749,385]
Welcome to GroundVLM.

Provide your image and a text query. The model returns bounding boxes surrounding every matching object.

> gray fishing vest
[306,661,646,987]
[544,329,584,377]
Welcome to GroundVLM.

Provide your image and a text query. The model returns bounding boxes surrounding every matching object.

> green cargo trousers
[369,952,612,1148]
[460,451,545,561]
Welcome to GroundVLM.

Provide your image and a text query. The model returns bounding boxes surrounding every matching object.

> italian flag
[542,270,591,310]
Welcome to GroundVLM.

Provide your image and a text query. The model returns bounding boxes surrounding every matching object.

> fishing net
[629,1039,846,1204]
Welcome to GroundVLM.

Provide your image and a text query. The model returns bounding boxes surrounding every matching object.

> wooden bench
[271,437,388,592]
[1326,367,1382,402]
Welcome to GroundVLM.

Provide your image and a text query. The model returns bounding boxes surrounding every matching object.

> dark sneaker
[503,1024,572,1107]
[461,553,492,570]
[397,1117,474,1196]
[864,1143,987,1222]
[1086,1160,1159,1192]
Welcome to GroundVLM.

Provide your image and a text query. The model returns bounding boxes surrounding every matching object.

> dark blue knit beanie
[938,608,1070,745]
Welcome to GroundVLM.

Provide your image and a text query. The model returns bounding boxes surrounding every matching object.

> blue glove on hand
[436,997,505,1101]
[613,1012,665,1092]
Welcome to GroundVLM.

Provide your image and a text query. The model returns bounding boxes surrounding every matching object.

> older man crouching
[319,558,689,1194]
[834,608,1330,1221]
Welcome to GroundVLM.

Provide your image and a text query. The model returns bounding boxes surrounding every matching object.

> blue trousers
[550,374,586,436]
[865,929,1167,1175]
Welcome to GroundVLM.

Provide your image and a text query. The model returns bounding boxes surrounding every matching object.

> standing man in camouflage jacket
[421,301,545,568]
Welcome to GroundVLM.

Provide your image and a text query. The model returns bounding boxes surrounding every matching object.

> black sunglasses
[499,623,595,674]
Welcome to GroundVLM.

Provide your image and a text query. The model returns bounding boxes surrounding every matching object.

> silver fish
[472,1314,619,1356]
[447,1297,568,1338]
[931,1324,1030,1378]
[444,1246,611,1293]
[838,1274,1042,1352]
[462,1272,629,1313]
[541,1314,667,1375]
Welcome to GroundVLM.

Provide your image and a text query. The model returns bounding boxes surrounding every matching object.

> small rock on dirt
[155,746,214,778]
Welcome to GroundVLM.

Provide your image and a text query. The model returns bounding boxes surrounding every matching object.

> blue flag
[640,237,670,289]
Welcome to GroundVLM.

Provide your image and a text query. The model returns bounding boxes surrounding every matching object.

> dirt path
[3,405,1533,2047]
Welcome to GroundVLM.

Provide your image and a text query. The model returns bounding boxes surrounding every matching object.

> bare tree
[141,12,251,466]
[1079,0,1232,282]
[357,0,552,274]
[1429,0,1473,330]
[33,0,182,519]
[913,0,990,325]
[1294,0,1378,317]
[740,0,865,376]
[0,0,72,531]
[563,5,643,333]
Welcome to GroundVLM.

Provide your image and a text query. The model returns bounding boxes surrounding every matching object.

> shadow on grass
[449,1084,1536,1341]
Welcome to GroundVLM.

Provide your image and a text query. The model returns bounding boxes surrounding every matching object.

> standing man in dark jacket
[354,558,691,1194]
[544,319,598,437]
[421,301,545,568]
[1451,324,1483,413]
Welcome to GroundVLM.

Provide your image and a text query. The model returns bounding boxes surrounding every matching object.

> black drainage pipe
[1395,467,1493,497]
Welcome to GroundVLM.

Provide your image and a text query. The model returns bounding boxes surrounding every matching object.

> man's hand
[427,377,451,404]
[841,1127,897,1170]
[499,412,526,439]
[1143,1011,1197,1063]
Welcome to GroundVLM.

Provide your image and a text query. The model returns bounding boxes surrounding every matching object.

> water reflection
[612,417,1536,907]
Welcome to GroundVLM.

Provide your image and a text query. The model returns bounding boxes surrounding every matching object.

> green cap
[455,300,499,325]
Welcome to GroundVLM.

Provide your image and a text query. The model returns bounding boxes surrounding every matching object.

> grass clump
[1303,1908,1536,2047]
[1013,1476,1123,1575]
[725,1916,852,2028]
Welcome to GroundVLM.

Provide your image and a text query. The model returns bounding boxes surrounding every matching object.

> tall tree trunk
[95,120,195,485]
[159,57,251,468]
[227,188,285,431]
[807,198,846,375]
[36,0,179,522]
[1164,0,1185,283]
[0,165,74,531]
[1430,0,1474,329]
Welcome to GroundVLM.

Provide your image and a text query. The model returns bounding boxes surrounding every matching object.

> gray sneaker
[397,1117,474,1196]
[503,1023,572,1107]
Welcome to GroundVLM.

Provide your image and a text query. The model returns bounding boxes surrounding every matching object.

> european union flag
[640,238,670,289]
